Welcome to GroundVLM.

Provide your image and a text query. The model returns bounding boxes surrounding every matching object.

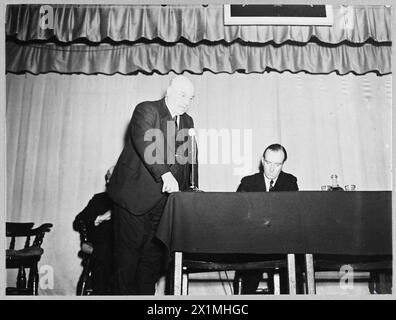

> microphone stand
[188,129,202,192]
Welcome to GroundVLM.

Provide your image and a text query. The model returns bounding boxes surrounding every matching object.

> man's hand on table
[161,172,179,193]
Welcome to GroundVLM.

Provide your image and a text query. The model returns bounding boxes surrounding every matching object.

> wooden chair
[169,253,288,295]
[313,254,392,294]
[6,222,53,295]
[76,243,94,295]
[74,219,94,295]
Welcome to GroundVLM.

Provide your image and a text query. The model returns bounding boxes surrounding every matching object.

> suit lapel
[179,113,192,130]
[159,98,173,129]
[254,173,266,191]
[273,171,285,191]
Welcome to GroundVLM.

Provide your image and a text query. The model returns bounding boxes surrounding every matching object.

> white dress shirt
[264,175,278,192]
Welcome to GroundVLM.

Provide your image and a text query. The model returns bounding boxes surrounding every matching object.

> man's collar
[263,174,280,191]
[165,96,178,119]
[264,175,278,184]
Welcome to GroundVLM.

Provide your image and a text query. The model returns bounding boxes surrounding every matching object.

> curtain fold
[6,41,391,75]
[6,4,392,44]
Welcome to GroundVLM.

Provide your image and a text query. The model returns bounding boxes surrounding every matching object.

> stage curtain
[6,71,391,295]
[6,4,391,44]
[6,4,391,76]
[6,41,391,75]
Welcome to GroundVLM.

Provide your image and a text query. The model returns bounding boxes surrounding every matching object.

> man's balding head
[165,75,195,116]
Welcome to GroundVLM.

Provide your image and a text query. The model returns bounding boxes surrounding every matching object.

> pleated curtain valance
[5,4,392,75]
[6,4,392,44]
[6,41,391,76]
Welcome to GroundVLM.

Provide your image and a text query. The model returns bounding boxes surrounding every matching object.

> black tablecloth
[156,191,391,256]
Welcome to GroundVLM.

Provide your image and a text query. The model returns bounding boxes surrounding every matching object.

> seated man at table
[233,143,301,294]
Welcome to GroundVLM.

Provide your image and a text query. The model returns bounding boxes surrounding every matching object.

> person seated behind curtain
[233,144,303,294]
[73,166,114,295]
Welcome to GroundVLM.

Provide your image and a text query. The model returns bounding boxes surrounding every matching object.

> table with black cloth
[155,191,391,295]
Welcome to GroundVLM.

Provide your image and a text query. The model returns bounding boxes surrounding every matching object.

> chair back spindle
[10,236,16,250]
[24,236,31,248]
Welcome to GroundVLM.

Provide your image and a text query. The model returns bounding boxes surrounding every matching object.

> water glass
[345,184,356,191]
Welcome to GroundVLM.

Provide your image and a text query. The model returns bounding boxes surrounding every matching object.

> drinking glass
[345,185,356,191]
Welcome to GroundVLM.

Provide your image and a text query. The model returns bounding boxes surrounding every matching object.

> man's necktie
[174,116,180,152]
[269,180,274,191]
[174,116,178,130]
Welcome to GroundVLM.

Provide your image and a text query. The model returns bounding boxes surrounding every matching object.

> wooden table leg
[305,254,316,294]
[274,270,280,295]
[182,269,188,295]
[173,252,183,295]
[287,254,297,295]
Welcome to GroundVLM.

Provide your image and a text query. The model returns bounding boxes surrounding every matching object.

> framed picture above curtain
[224,4,334,26]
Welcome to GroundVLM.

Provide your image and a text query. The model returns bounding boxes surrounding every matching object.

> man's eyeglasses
[263,160,283,167]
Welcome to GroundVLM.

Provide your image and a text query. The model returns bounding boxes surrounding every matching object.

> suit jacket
[73,192,113,246]
[237,171,298,192]
[107,98,197,215]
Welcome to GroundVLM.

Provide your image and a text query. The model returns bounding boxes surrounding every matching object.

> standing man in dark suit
[107,75,197,295]
[233,143,300,294]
